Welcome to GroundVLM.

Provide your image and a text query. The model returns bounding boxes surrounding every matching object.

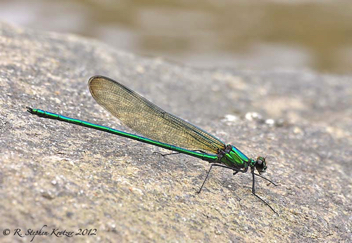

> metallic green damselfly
[27,75,278,214]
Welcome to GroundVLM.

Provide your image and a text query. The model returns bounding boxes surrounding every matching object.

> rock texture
[0,22,351,242]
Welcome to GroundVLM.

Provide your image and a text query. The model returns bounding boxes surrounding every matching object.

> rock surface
[0,22,351,242]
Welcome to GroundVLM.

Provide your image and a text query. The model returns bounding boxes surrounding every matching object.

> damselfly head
[255,156,267,174]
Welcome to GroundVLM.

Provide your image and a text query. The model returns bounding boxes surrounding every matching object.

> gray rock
[0,21,351,242]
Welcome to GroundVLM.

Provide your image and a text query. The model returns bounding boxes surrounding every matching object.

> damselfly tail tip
[26,107,34,114]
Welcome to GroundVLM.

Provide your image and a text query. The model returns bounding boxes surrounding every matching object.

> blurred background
[1,0,352,74]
